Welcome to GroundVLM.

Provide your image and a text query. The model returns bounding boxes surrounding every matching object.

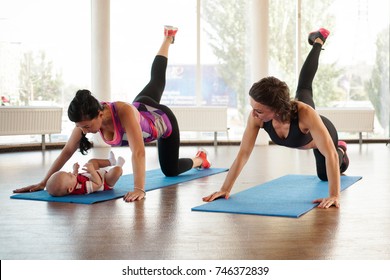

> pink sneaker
[195,148,211,169]
[164,25,178,44]
[308,27,330,45]
[338,140,347,152]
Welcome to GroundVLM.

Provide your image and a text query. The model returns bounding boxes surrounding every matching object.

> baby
[46,152,125,196]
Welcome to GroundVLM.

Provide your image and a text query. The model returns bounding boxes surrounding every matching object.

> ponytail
[68,89,103,154]
[79,133,93,155]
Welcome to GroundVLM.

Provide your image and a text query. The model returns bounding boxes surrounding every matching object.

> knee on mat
[317,172,328,181]
[161,168,178,177]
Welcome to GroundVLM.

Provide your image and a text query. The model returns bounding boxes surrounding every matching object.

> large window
[110,0,197,103]
[1,0,389,146]
[267,0,389,139]
[0,0,91,144]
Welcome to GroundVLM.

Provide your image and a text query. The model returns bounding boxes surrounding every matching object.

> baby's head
[46,171,77,196]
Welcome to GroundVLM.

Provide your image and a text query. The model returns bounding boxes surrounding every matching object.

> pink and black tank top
[99,102,172,146]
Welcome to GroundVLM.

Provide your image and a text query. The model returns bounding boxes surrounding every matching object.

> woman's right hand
[123,189,145,202]
[13,183,45,193]
[202,190,230,202]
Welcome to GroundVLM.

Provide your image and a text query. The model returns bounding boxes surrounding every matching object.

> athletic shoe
[195,148,211,169]
[164,25,178,44]
[308,27,330,45]
[338,140,347,152]
[338,141,349,173]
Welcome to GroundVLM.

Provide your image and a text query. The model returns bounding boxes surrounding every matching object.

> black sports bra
[262,115,313,148]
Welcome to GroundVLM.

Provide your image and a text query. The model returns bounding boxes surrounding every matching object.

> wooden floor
[1,143,390,260]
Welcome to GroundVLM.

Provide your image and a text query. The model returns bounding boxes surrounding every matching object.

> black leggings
[133,55,193,177]
[295,44,343,181]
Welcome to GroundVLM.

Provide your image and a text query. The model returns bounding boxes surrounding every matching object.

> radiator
[0,106,62,135]
[317,107,375,144]
[170,106,228,145]
[0,107,63,149]
[170,106,227,132]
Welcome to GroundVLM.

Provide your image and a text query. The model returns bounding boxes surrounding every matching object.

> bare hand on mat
[123,188,145,202]
[13,182,45,193]
[202,190,230,202]
[313,196,340,208]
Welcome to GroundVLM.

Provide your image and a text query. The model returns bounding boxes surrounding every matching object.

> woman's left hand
[313,196,340,208]
[123,189,145,202]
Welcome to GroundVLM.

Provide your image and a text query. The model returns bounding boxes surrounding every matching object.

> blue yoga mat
[192,174,362,218]
[10,168,228,204]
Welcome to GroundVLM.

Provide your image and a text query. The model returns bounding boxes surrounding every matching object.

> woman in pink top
[14,26,210,202]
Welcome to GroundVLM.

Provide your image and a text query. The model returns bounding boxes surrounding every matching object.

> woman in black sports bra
[203,28,349,209]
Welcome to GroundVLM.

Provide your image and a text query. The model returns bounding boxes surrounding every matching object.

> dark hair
[249,76,297,122]
[68,89,103,155]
